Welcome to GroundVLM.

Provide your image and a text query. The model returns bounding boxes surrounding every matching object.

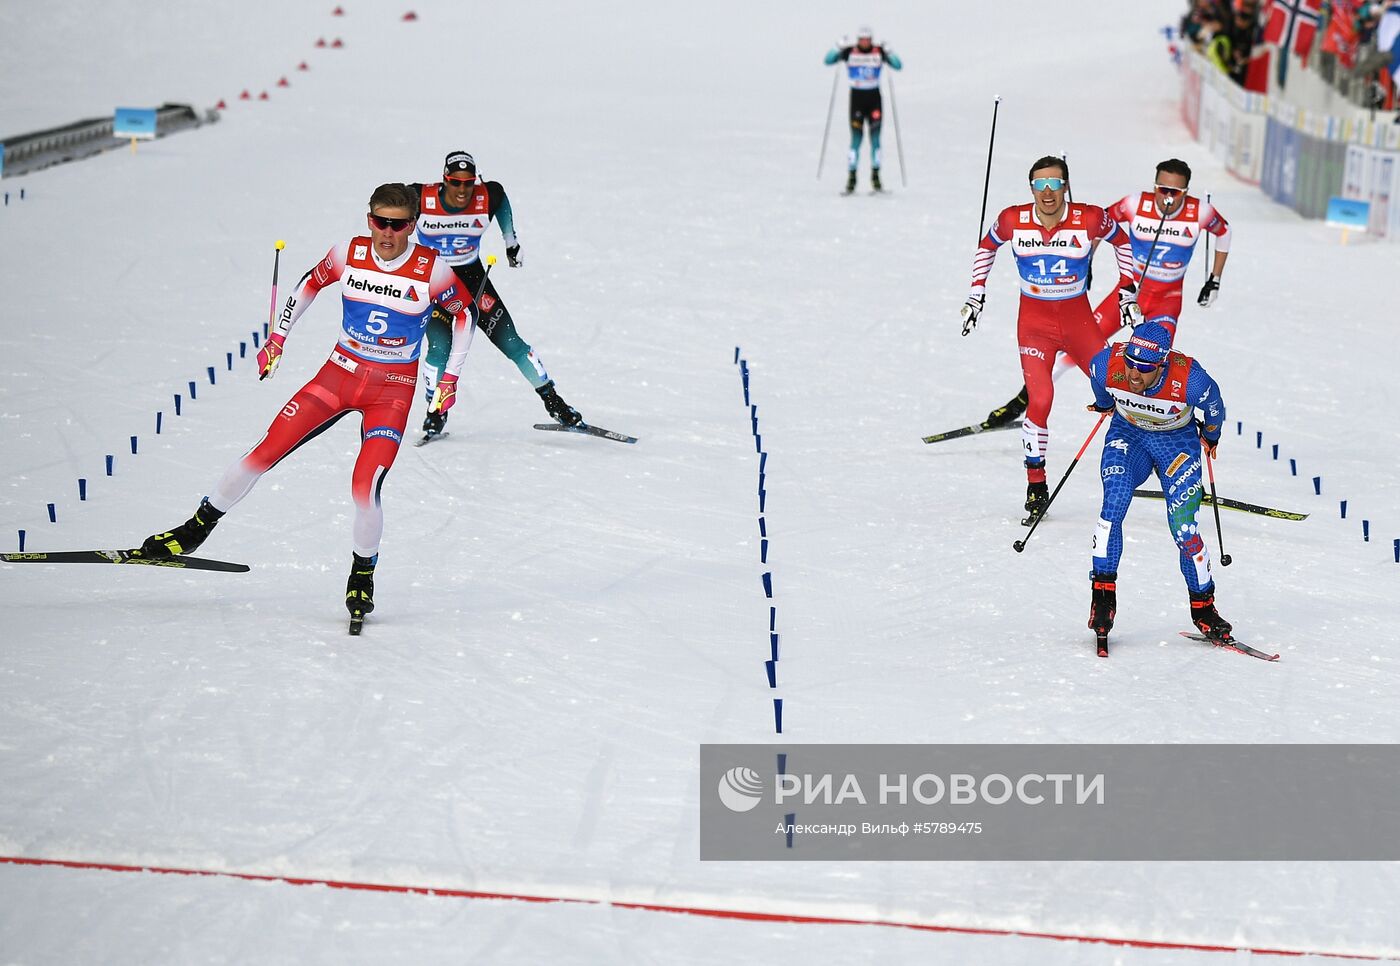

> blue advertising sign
[113,107,157,140]
[1325,196,1370,231]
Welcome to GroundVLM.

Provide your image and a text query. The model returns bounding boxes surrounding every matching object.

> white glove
[1118,285,1143,329]
[960,293,985,337]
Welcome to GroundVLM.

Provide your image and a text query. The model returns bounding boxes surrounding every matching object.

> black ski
[1095,633,1109,658]
[349,611,366,636]
[414,431,451,448]
[533,423,638,445]
[1179,631,1280,662]
[1,550,249,573]
[922,418,1024,445]
[1133,489,1307,521]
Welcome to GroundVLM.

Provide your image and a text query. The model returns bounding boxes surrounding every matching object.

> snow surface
[2,0,1399,963]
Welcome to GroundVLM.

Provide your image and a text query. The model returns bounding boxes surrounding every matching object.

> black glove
[1086,400,1115,414]
[1197,274,1220,307]
[506,245,522,268]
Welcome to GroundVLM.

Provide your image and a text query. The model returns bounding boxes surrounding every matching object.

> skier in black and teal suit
[824,27,902,194]
[411,150,582,437]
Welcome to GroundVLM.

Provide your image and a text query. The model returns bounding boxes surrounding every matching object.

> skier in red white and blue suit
[1084,317,1232,644]
[134,184,476,623]
[960,155,1142,520]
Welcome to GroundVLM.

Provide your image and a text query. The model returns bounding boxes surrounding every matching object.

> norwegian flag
[1263,0,1323,69]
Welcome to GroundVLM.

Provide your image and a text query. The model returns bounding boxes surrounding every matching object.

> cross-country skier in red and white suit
[135,183,476,623]
[959,156,1141,520]
[1090,157,1232,342]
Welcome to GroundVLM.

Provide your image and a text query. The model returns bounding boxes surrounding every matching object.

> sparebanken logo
[717,766,764,812]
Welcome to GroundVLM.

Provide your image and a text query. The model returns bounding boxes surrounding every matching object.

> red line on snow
[1,854,1393,961]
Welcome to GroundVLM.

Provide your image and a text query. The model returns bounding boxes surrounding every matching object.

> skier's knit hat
[1125,318,1174,366]
[444,151,476,175]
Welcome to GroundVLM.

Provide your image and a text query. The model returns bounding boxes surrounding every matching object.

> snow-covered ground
[2,1,1398,962]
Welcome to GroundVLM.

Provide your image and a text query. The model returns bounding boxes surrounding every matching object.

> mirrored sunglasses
[369,214,414,232]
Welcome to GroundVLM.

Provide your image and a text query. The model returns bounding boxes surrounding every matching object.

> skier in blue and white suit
[1084,317,1233,643]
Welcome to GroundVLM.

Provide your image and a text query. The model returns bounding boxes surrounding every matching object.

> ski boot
[844,170,857,195]
[536,380,582,427]
[421,408,448,439]
[1189,588,1232,643]
[1022,480,1049,525]
[1089,572,1117,657]
[871,168,883,192]
[346,552,377,635]
[133,497,224,559]
[984,386,1028,429]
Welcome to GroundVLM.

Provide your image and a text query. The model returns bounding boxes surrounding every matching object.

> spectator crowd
[1179,0,1400,114]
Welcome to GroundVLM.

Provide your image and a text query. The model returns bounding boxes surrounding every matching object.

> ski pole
[1203,192,1211,285]
[1107,208,1169,338]
[266,239,286,339]
[471,255,497,309]
[1012,411,1110,553]
[816,69,840,180]
[1063,152,1087,291]
[1205,449,1233,566]
[887,72,908,187]
[976,96,1002,244]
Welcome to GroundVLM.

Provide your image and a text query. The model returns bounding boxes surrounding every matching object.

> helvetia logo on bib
[717,766,764,812]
